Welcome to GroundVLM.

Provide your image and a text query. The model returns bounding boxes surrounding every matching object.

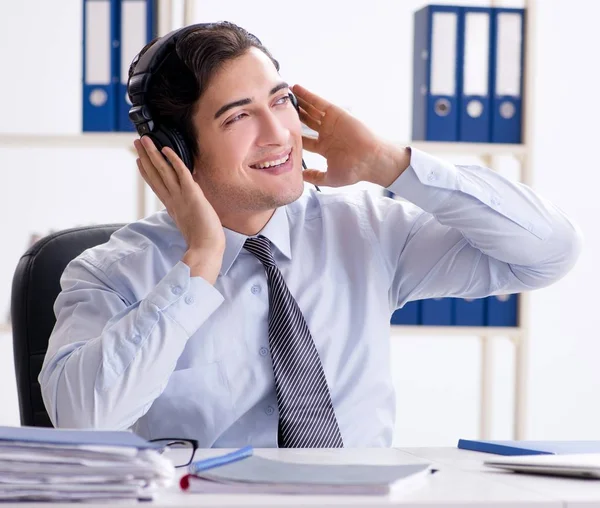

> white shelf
[0,133,137,149]
[0,134,525,157]
[409,141,526,156]
[391,325,521,338]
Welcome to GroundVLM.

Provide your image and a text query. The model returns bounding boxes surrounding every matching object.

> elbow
[40,355,127,430]
[516,219,583,289]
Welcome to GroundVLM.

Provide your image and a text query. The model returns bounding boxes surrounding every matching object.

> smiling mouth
[249,150,292,169]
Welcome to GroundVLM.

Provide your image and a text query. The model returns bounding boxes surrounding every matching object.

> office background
[0,0,596,445]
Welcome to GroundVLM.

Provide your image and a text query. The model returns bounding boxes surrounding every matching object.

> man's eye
[275,95,290,106]
[225,113,247,125]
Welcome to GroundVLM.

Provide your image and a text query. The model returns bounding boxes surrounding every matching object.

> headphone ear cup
[169,127,194,172]
[289,92,300,115]
[149,127,194,173]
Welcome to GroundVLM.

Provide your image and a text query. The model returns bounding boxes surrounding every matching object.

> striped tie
[244,235,343,448]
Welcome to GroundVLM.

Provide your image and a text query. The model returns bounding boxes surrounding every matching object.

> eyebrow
[213,82,290,120]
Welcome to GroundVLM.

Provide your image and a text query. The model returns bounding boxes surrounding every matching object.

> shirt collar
[220,206,291,276]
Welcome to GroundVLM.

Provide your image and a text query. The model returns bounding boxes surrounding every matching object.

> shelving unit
[0,0,536,441]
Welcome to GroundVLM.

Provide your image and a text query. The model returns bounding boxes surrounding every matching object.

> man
[40,22,581,448]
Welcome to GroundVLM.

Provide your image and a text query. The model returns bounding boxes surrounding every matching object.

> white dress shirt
[39,148,582,447]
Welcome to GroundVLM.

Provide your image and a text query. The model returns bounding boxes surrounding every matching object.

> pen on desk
[188,445,254,475]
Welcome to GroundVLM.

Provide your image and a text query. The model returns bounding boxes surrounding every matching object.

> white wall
[0,0,596,446]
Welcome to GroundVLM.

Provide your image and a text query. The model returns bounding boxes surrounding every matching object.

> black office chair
[10,224,126,427]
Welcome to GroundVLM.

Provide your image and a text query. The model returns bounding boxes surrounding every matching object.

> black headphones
[127,23,309,176]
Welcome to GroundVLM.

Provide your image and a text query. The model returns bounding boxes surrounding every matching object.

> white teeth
[253,153,290,169]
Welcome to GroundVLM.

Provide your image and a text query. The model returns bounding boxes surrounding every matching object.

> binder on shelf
[485,294,518,327]
[118,0,157,131]
[453,298,486,326]
[421,298,453,326]
[490,7,525,143]
[458,7,492,142]
[391,301,420,326]
[412,5,461,141]
[82,0,120,131]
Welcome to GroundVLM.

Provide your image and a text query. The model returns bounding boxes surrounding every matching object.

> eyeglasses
[149,438,199,468]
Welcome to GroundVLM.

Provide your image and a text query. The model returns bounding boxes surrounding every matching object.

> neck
[219,208,276,236]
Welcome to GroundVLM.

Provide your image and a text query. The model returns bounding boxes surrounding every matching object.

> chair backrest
[11,224,126,427]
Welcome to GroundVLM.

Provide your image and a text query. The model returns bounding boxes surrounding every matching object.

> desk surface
[7,447,600,507]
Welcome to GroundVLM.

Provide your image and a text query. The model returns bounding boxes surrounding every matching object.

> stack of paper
[0,425,175,502]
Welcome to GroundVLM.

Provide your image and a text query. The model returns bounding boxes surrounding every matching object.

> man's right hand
[135,136,225,283]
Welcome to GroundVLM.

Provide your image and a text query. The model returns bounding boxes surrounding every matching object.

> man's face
[192,47,304,219]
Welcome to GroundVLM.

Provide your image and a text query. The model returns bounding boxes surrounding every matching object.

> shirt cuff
[387,147,459,214]
[146,261,224,336]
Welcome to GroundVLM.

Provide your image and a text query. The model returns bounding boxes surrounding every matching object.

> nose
[256,109,289,147]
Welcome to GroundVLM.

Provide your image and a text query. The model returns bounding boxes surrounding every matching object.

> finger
[162,146,196,187]
[301,135,319,153]
[296,95,324,120]
[299,108,321,132]
[140,136,180,191]
[137,158,167,199]
[135,142,169,198]
[292,84,331,113]
[302,169,327,186]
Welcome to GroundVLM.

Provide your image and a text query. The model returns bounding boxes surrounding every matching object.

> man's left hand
[292,84,410,188]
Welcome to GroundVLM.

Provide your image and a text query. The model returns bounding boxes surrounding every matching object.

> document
[180,455,434,495]
[0,425,174,501]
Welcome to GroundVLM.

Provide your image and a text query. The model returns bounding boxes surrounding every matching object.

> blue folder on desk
[458,439,600,456]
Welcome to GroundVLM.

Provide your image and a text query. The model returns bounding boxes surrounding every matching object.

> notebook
[457,439,600,456]
[180,455,434,495]
[484,453,600,479]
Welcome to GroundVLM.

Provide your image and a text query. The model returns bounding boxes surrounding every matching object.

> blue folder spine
[486,294,518,327]
[490,7,525,143]
[391,301,420,326]
[453,298,486,326]
[82,0,120,131]
[458,6,492,142]
[118,0,157,131]
[412,5,461,141]
[421,298,453,326]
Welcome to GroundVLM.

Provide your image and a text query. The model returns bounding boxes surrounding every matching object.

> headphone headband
[128,23,212,136]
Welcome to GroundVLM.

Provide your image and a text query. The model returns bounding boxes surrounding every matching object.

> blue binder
[458,439,600,456]
[458,7,492,142]
[391,301,420,326]
[490,8,525,143]
[82,0,120,131]
[421,298,453,326]
[412,5,461,141]
[486,294,518,327]
[453,298,486,326]
[118,0,156,131]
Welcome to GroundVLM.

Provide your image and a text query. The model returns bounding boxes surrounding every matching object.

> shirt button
[491,197,501,206]
[251,285,261,295]
[265,405,275,416]
[259,346,269,357]
[132,335,142,345]
[171,285,182,295]
[427,171,436,181]
[185,295,195,305]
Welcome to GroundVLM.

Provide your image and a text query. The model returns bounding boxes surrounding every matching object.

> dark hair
[129,21,280,161]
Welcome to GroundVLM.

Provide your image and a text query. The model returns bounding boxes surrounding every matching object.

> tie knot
[244,235,276,267]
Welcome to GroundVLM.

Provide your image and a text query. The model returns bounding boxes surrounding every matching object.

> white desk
[153,447,599,507]
[6,448,600,507]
